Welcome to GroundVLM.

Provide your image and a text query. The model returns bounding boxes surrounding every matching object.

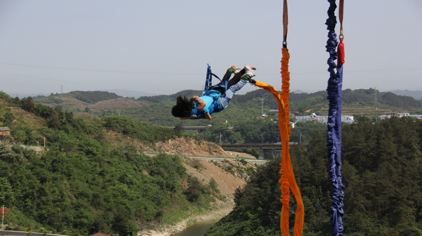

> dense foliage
[207,118,422,235]
[0,94,215,235]
[103,116,176,142]
[1,143,216,235]
[196,119,324,146]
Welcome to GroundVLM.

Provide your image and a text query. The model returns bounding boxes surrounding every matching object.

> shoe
[241,73,256,84]
[227,65,241,74]
[245,65,256,71]
[241,65,256,82]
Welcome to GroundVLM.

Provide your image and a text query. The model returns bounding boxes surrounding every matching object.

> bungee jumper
[171,65,256,120]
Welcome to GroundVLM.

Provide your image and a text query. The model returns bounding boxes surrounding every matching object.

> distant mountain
[391,90,422,100]
[34,90,146,113]
[108,89,156,98]
[8,92,49,98]
[67,91,120,103]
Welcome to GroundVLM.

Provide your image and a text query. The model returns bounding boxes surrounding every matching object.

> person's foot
[241,65,256,83]
[245,65,256,71]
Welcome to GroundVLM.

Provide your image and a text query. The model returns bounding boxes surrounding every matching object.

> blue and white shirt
[191,90,226,118]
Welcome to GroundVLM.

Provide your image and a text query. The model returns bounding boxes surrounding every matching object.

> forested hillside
[35,89,422,127]
[392,90,422,100]
[207,118,422,235]
[0,92,217,235]
[133,88,422,124]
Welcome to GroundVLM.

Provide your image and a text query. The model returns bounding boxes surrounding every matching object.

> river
[172,219,217,236]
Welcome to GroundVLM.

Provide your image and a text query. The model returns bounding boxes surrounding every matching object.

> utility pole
[261,97,264,115]
[261,97,267,117]
[299,130,302,145]
[374,88,378,112]
[219,132,222,145]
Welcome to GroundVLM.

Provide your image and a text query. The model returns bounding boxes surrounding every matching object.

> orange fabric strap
[281,47,304,236]
[254,52,305,236]
[282,0,288,46]
[254,1,305,235]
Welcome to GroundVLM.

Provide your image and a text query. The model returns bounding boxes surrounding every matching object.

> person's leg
[225,79,249,100]
[227,68,246,88]
[227,65,256,88]
[215,79,248,111]
[216,66,255,110]
[225,66,256,98]
[209,65,241,92]
[221,67,236,83]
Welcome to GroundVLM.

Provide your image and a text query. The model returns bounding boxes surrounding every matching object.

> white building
[379,113,422,120]
[294,113,354,124]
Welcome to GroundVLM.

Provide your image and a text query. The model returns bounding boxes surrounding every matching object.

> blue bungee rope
[326,0,345,235]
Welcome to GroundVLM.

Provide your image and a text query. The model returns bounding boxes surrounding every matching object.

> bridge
[174,125,212,131]
[221,142,298,160]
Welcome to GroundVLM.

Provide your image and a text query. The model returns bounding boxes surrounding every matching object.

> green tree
[21,97,35,113]
[0,177,15,206]
[2,112,15,127]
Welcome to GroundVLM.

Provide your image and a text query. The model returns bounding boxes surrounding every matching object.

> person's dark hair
[171,96,193,118]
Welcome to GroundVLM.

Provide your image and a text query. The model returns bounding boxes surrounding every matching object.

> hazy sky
[0,0,421,96]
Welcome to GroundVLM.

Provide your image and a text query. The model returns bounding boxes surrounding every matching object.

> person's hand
[205,112,212,120]
[195,97,205,110]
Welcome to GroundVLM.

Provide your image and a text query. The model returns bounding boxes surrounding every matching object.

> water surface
[172,220,217,236]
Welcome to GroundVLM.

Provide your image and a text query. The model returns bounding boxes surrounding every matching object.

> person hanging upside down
[171,65,256,120]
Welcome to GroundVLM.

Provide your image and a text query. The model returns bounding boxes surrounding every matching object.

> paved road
[186,156,269,165]
[0,230,66,236]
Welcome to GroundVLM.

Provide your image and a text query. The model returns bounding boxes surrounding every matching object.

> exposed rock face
[154,137,226,157]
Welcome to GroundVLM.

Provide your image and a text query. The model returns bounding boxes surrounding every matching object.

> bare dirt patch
[184,159,247,197]
[154,137,255,159]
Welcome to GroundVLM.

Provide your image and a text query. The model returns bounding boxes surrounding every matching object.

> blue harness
[203,64,227,95]
[190,65,227,118]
